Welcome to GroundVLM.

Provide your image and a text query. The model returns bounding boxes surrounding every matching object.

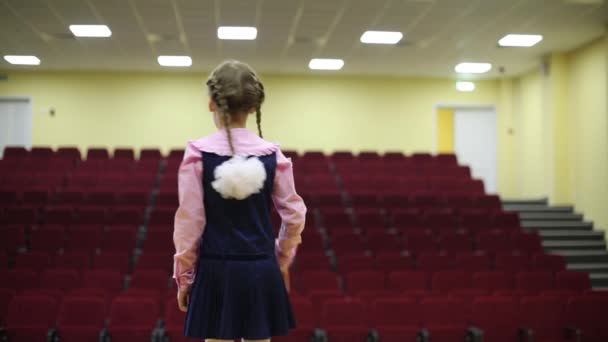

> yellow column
[437,108,454,153]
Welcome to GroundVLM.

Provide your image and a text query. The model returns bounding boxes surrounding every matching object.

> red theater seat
[387,271,428,291]
[532,253,566,272]
[556,271,591,292]
[372,298,420,340]
[107,296,160,342]
[321,298,368,342]
[473,272,514,291]
[15,252,51,272]
[516,272,554,294]
[456,253,491,272]
[345,271,385,294]
[56,296,107,342]
[432,271,472,292]
[565,296,608,342]
[40,269,81,292]
[4,295,58,341]
[470,296,520,342]
[299,271,341,294]
[83,270,124,295]
[520,296,568,342]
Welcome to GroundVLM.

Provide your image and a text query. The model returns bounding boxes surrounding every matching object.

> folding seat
[56,296,107,342]
[0,225,26,253]
[358,151,381,161]
[374,252,413,273]
[435,154,458,165]
[432,271,473,292]
[515,271,554,293]
[329,234,366,253]
[106,296,161,342]
[417,252,453,271]
[473,272,514,291]
[83,269,124,295]
[2,207,38,226]
[40,269,81,292]
[93,252,131,274]
[86,148,109,160]
[44,208,75,225]
[477,231,513,253]
[387,271,429,291]
[54,191,85,206]
[519,296,568,342]
[354,209,385,228]
[135,252,173,272]
[0,190,19,206]
[158,297,190,342]
[512,231,542,253]
[493,212,521,230]
[391,208,424,230]
[381,194,410,211]
[344,271,385,294]
[15,251,51,272]
[0,269,39,289]
[3,146,28,159]
[366,232,402,253]
[564,296,608,342]
[350,193,382,210]
[470,296,520,342]
[555,271,591,292]
[459,210,493,234]
[411,153,433,165]
[129,270,170,293]
[112,209,143,225]
[21,190,50,207]
[404,231,437,254]
[337,254,374,273]
[411,192,441,209]
[372,298,420,341]
[3,295,58,341]
[76,208,108,225]
[495,252,531,272]
[321,298,369,341]
[148,209,176,226]
[473,195,501,210]
[462,180,485,195]
[56,147,82,161]
[320,209,351,228]
[53,250,91,272]
[443,194,474,211]
[139,149,162,161]
[299,271,341,294]
[420,297,469,341]
[316,193,343,209]
[29,225,65,253]
[532,253,566,272]
[439,232,472,253]
[65,225,104,251]
[102,226,137,252]
[424,212,458,231]
[456,252,491,272]
[144,226,174,253]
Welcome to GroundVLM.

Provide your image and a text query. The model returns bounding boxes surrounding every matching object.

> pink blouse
[172,128,307,291]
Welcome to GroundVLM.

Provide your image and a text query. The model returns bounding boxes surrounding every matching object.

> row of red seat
[0,207,145,226]
[291,270,590,295]
[2,146,167,161]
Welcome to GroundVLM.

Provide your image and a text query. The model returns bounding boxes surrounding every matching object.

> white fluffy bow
[212,155,267,200]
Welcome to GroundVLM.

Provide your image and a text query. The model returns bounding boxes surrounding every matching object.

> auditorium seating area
[1,146,607,342]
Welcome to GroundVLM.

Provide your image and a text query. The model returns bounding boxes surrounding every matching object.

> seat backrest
[532,254,566,272]
[83,270,124,294]
[471,296,520,331]
[299,271,340,293]
[516,272,554,293]
[556,271,591,292]
[58,296,106,328]
[290,297,315,329]
[41,269,81,291]
[520,296,566,338]
[387,271,429,291]
[417,252,452,271]
[1,269,40,289]
[421,297,468,326]
[108,296,160,328]
[6,295,58,328]
[345,271,385,293]
[472,272,514,291]
[372,298,419,327]
[432,271,472,292]
[129,270,170,290]
[321,298,365,327]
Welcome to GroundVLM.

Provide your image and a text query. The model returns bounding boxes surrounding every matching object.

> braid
[256,107,263,138]
[253,74,265,138]
[207,76,236,155]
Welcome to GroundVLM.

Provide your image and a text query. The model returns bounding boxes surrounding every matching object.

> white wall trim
[432,103,497,154]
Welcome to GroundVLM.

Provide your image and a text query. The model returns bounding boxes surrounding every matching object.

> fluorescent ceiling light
[157,55,192,67]
[498,34,543,47]
[308,58,344,70]
[217,26,257,40]
[456,81,475,92]
[455,62,492,74]
[3,55,41,65]
[69,25,112,37]
[360,31,403,44]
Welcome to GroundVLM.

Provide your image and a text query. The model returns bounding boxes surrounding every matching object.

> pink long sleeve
[272,150,307,269]
[172,143,206,291]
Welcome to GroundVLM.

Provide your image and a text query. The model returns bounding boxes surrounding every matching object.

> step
[502,199,548,206]
[539,230,605,242]
[543,240,607,251]
[568,263,608,273]
[522,221,593,231]
[503,205,574,213]
[518,212,583,221]
[591,273,608,288]
[552,250,608,263]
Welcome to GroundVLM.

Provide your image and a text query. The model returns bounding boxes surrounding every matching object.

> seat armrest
[518,327,534,342]
[466,326,484,342]
[564,327,582,342]
[312,328,328,342]
[417,328,430,342]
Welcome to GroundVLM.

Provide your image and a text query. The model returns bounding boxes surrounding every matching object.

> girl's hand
[177,287,190,312]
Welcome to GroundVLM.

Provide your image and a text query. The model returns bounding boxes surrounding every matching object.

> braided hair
[206,60,266,155]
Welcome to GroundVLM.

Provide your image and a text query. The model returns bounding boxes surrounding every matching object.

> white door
[0,98,32,158]
[454,108,497,194]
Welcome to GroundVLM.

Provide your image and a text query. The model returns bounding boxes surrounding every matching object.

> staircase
[503,199,608,289]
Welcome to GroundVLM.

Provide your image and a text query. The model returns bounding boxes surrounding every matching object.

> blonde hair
[206,60,265,155]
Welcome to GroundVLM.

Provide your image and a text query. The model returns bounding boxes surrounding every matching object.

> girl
[172,60,306,342]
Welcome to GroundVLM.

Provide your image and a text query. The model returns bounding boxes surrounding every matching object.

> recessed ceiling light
[217,26,257,40]
[456,81,475,92]
[69,25,112,37]
[498,34,543,47]
[308,58,344,71]
[455,62,492,74]
[360,31,403,44]
[3,55,41,65]
[157,56,192,67]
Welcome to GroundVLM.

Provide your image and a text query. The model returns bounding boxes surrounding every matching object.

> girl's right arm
[272,150,307,270]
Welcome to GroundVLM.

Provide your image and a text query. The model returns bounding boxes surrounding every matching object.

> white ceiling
[0,0,606,78]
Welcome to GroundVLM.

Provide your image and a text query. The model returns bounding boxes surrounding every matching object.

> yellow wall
[436,108,455,153]
[0,71,500,156]
[565,37,608,231]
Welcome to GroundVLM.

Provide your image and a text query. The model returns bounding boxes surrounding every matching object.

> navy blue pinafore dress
[184,151,295,340]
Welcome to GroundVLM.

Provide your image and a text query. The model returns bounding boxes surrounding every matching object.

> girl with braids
[172,60,306,342]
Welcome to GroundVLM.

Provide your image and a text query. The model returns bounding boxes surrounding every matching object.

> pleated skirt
[184,254,296,340]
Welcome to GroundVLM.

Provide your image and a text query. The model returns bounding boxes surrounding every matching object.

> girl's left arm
[173,142,206,291]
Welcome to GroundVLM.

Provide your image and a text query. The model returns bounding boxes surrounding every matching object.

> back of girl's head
[206,60,265,140]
